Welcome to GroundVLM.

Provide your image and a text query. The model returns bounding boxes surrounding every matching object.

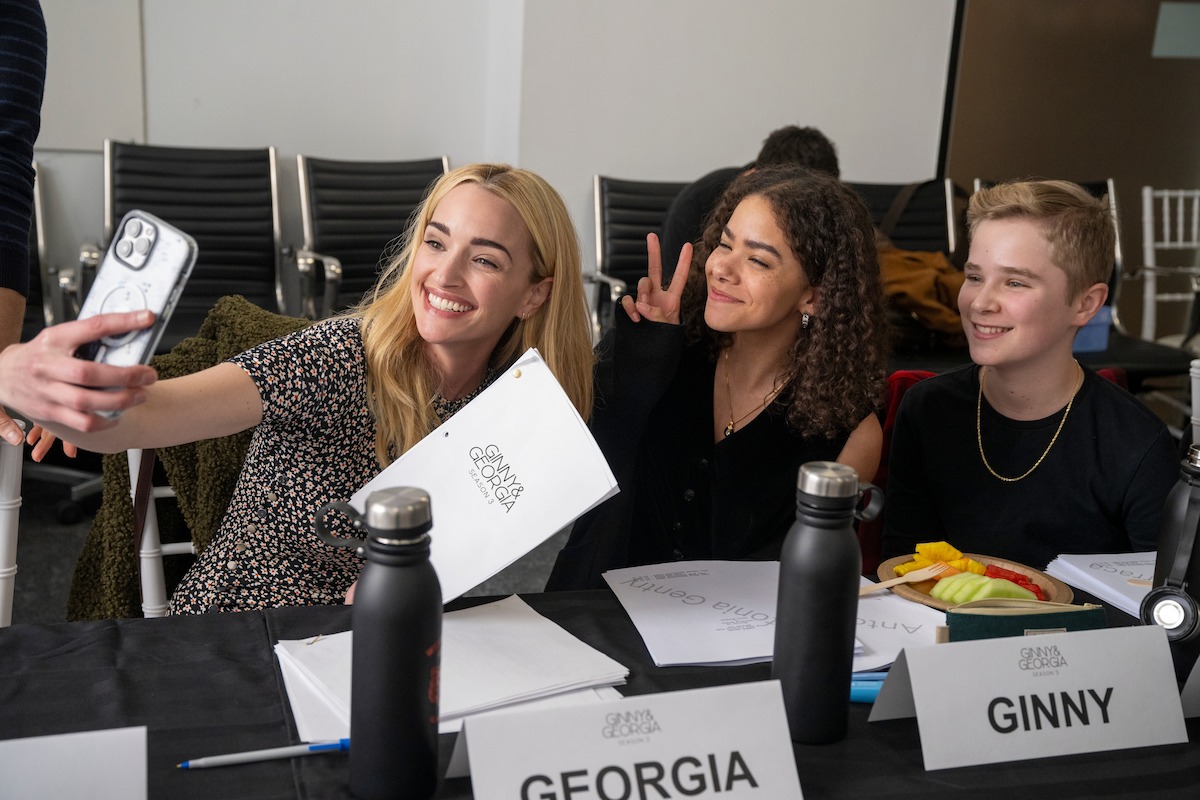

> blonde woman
[3,163,593,612]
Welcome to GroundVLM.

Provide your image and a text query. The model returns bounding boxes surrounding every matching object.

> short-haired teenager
[882,179,1177,568]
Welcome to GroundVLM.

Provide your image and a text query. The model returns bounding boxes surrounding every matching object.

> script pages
[275,595,629,740]
[1044,552,1155,617]
[604,561,944,670]
[350,348,617,602]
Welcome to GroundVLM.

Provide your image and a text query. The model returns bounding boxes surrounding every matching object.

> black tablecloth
[1,591,1197,799]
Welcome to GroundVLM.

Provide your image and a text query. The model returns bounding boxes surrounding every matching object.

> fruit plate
[875,553,1073,611]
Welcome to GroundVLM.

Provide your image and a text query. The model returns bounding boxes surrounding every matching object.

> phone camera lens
[125,219,143,238]
[117,239,134,258]
[134,236,152,255]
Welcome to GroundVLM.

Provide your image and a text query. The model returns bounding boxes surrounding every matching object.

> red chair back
[858,370,935,574]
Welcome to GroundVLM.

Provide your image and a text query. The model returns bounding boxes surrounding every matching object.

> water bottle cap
[796,461,860,498]
[1187,443,1200,469]
[364,487,433,543]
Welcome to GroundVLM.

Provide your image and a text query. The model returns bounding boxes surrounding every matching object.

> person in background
[547,164,887,590]
[0,0,47,448]
[1,163,594,613]
[882,179,1177,569]
[659,124,840,275]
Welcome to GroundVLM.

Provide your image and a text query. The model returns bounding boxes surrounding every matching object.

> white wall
[519,0,955,269]
[33,0,956,285]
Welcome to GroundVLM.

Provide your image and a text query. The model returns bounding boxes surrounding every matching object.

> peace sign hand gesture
[620,234,693,325]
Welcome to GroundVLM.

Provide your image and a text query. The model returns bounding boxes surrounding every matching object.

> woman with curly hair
[547,164,887,590]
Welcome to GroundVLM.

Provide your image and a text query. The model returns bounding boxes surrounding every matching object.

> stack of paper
[1045,551,1156,617]
[603,560,944,671]
[275,595,629,740]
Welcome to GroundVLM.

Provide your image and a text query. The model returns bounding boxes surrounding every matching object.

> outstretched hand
[0,310,158,436]
[620,234,692,325]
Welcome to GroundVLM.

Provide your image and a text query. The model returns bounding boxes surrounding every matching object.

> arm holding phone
[1,209,246,452]
[0,313,263,453]
[0,311,157,431]
[3,211,264,451]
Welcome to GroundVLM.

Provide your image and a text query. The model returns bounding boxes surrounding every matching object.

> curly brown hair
[682,164,888,438]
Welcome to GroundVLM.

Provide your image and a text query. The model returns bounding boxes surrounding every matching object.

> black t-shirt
[882,364,1178,569]
[548,316,848,590]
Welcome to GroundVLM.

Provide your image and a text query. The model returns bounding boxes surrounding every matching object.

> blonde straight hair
[353,163,593,465]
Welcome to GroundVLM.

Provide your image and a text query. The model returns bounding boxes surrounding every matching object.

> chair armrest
[292,247,319,320]
[583,271,628,303]
[44,264,71,323]
[294,248,343,319]
[320,255,342,319]
[63,241,102,319]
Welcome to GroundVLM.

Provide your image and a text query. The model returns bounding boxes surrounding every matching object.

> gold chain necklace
[976,362,1082,482]
[722,348,789,437]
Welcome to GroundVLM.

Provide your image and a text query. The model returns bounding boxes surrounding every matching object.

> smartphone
[76,209,198,367]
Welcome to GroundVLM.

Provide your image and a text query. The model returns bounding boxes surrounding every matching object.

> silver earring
[802,312,810,329]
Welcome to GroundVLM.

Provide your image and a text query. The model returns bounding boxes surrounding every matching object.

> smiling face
[959,217,1099,371]
[410,183,551,362]
[702,194,816,341]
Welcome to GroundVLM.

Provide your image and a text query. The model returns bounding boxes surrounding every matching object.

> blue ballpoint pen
[178,738,350,769]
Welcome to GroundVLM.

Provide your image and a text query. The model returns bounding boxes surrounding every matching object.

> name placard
[870,626,1186,770]
[464,681,803,799]
[0,726,147,799]
[1183,656,1200,718]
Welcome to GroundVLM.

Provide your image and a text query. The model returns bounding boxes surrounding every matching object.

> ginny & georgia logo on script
[468,444,525,512]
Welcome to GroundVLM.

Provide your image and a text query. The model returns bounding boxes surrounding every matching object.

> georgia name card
[0,726,147,799]
[869,626,1187,770]
[463,681,803,799]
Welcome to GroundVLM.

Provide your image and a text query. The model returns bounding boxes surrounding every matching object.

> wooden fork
[859,562,950,596]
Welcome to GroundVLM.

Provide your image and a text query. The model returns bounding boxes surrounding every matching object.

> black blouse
[547,315,848,590]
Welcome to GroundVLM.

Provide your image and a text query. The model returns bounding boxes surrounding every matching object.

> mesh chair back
[592,175,688,337]
[299,155,447,316]
[846,178,958,255]
[105,140,283,352]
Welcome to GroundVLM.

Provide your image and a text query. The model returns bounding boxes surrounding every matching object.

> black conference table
[1,589,1197,799]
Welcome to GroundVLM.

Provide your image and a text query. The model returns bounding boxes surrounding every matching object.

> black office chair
[77,140,288,353]
[18,163,103,521]
[846,178,963,259]
[847,178,966,360]
[296,155,448,319]
[590,175,688,341]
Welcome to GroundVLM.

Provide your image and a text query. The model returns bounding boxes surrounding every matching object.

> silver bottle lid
[796,461,860,498]
[364,486,433,543]
[1187,443,1200,469]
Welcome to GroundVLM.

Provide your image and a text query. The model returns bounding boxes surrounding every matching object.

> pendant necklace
[722,348,790,437]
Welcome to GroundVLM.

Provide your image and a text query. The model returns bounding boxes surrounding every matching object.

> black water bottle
[1141,444,1200,681]
[772,461,880,743]
[318,487,442,800]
